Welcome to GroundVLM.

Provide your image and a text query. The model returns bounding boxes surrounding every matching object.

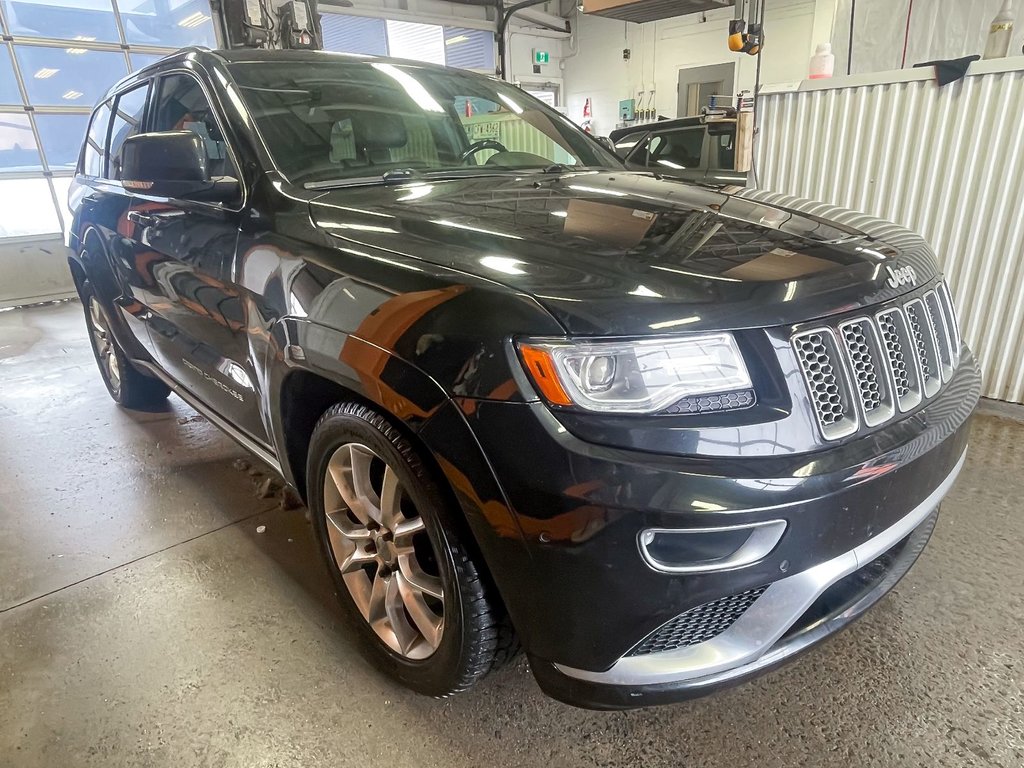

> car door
[122,70,269,445]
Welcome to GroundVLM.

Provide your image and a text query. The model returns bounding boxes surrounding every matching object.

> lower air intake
[627,586,769,657]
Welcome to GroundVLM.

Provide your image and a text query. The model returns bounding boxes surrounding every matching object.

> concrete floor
[1,301,1022,768]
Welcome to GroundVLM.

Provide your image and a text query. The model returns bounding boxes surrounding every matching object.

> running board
[135,360,283,475]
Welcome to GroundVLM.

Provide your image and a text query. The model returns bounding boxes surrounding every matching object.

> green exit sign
[533,49,550,65]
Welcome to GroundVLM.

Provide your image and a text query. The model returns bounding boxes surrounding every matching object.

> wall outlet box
[619,98,636,121]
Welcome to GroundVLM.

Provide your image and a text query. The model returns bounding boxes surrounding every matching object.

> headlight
[517,334,752,414]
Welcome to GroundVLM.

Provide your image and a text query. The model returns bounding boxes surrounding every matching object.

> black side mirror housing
[595,135,616,153]
[121,131,238,202]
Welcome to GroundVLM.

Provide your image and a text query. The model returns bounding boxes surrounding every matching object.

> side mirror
[121,131,238,202]
[595,135,616,153]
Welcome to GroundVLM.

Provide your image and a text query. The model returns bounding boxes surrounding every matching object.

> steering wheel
[459,139,508,164]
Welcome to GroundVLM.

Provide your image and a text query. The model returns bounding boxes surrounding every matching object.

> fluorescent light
[498,93,523,114]
[567,184,627,197]
[73,35,96,41]
[479,256,526,275]
[65,47,87,55]
[397,183,433,201]
[372,63,444,113]
[432,219,524,239]
[445,35,469,45]
[62,90,83,100]
[178,12,210,28]
[648,316,699,330]
[550,210,568,218]
[34,68,59,79]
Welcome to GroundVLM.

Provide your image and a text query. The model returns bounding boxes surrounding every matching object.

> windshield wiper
[304,168,423,190]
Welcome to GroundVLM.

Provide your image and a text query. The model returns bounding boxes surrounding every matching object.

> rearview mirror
[121,131,238,202]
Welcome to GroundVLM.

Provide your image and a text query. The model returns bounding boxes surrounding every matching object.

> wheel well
[279,371,383,503]
[67,257,86,293]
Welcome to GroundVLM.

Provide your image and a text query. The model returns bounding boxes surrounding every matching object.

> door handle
[126,210,157,227]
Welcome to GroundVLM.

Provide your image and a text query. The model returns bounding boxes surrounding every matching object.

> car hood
[308,171,941,335]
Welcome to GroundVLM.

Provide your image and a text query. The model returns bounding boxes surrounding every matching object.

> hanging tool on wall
[729,0,764,56]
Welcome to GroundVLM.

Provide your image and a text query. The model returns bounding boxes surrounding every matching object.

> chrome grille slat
[839,318,895,427]
[794,280,961,440]
[792,328,859,440]
[876,308,923,413]
[925,289,954,381]
[906,298,942,398]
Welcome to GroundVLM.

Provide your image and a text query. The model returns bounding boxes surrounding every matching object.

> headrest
[351,111,408,151]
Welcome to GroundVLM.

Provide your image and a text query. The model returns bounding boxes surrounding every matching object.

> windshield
[226,57,622,185]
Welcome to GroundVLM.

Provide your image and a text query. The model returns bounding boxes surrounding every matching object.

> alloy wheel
[323,442,445,660]
[88,295,121,395]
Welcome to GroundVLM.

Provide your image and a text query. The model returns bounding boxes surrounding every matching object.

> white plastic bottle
[983,0,1016,60]
[809,43,835,79]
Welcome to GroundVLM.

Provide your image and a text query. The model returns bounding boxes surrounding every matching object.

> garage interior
[1,0,1023,766]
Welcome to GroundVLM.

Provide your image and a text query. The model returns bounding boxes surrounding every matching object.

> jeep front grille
[793,282,960,441]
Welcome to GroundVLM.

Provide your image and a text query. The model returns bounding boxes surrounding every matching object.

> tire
[80,280,170,410]
[307,401,517,697]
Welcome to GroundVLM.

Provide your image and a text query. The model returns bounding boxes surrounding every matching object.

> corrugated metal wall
[757,65,1024,404]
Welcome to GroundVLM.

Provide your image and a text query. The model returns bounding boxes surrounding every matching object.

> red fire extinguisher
[582,98,593,133]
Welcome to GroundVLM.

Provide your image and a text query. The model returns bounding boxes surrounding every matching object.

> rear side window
[151,73,236,178]
[109,84,150,180]
[637,127,705,171]
[81,100,112,178]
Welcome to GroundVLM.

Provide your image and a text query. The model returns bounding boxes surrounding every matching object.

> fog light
[639,520,787,574]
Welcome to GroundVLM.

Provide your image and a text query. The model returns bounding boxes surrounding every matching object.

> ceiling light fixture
[34,68,59,79]
[62,90,83,100]
[445,35,469,45]
[178,12,210,28]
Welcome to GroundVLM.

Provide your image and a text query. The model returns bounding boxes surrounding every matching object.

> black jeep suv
[68,48,980,709]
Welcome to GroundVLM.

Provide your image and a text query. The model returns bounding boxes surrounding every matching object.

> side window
[151,73,236,177]
[642,128,705,171]
[109,84,150,180]
[82,100,112,178]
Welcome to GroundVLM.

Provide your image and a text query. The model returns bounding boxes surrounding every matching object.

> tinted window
[82,100,112,177]
[109,84,149,179]
[709,130,735,170]
[151,73,235,177]
[227,59,620,184]
[638,127,705,171]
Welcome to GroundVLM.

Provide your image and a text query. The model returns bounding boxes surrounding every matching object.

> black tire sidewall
[307,405,471,696]
[80,282,126,404]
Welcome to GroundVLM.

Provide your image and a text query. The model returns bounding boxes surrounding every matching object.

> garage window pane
[51,174,72,233]
[0,112,41,171]
[386,20,444,65]
[0,47,24,106]
[130,52,165,72]
[108,84,147,179]
[119,0,215,48]
[1,0,120,43]
[0,177,60,236]
[34,113,89,171]
[321,14,388,56]
[82,100,111,177]
[14,46,126,106]
[443,27,494,72]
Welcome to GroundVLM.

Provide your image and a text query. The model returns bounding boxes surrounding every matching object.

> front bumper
[439,350,980,708]
[531,459,952,709]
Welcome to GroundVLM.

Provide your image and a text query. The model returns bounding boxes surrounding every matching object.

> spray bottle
[984,0,1016,60]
